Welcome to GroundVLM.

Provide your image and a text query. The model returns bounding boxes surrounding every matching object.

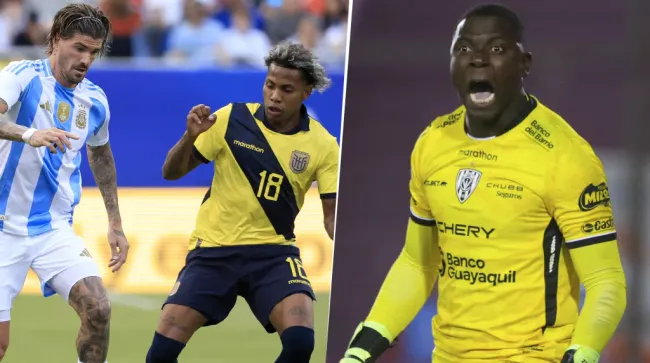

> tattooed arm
[87,142,129,271]
[0,98,28,141]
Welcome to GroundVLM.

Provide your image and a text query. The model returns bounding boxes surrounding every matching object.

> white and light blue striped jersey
[0,58,110,236]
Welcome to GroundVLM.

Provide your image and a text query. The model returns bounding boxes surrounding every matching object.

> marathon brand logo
[524,120,554,149]
[436,220,495,239]
[438,250,517,286]
[458,149,498,162]
[578,182,611,211]
[581,217,615,234]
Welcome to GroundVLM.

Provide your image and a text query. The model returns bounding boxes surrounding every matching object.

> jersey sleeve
[316,136,339,199]
[193,104,232,163]
[86,97,110,147]
[0,62,32,111]
[548,145,616,249]
[409,126,434,225]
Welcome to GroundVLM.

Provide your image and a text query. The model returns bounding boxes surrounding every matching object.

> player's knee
[278,326,314,362]
[84,298,111,329]
[146,332,185,363]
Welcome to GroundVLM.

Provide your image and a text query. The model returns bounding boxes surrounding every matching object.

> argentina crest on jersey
[456,168,482,203]
[290,150,310,174]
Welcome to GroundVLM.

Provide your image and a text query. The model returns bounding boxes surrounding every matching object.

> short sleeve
[0,63,27,111]
[409,127,434,225]
[86,97,110,147]
[193,104,232,163]
[316,136,339,199]
[549,146,616,249]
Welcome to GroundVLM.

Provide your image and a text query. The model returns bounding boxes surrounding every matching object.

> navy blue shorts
[163,244,316,333]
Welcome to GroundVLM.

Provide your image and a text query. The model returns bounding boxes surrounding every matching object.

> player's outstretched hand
[187,104,217,138]
[107,228,130,273]
[28,127,80,153]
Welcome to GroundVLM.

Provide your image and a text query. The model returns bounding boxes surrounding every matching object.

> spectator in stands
[216,9,270,68]
[213,0,265,31]
[139,0,184,56]
[287,15,327,60]
[165,0,224,64]
[320,6,346,68]
[12,11,46,47]
[263,0,306,45]
[0,0,24,53]
[101,0,142,57]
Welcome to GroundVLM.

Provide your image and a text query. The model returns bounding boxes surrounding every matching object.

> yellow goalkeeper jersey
[409,95,617,361]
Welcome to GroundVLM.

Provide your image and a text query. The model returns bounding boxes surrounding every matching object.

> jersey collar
[254,104,311,135]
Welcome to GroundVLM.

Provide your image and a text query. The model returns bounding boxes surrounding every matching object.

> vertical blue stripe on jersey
[26,84,76,235]
[52,83,74,131]
[0,76,42,231]
[90,97,106,135]
[224,103,299,240]
[68,152,82,225]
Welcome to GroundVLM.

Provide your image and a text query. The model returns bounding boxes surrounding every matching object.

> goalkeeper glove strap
[342,322,391,363]
[561,344,600,363]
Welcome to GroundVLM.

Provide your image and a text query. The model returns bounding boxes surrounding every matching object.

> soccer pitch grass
[6,293,330,362]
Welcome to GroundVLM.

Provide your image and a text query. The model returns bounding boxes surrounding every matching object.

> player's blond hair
[46,3,112,56]
[264,42,332,93]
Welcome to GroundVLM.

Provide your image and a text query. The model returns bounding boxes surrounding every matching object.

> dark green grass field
[5,293,330,362]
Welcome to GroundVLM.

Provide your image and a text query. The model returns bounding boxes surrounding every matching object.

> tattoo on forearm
[0,99,28,142]
[112,229,125,237]
[87,143,121,225]
[69,277,111,363]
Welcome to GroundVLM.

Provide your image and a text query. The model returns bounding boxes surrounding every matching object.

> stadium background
[0,0,346,362]
[328,0,650,363]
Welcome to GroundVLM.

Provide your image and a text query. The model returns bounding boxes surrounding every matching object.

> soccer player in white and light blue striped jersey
[0,4,130,363]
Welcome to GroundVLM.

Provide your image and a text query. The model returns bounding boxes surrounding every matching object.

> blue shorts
[163,244,316,333]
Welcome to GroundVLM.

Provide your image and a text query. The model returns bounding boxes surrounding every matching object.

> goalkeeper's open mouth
[467,80,496,107]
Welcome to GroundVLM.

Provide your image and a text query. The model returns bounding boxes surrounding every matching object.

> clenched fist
[187,104,217,138]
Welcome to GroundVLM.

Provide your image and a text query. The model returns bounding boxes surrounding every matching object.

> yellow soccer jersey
[409,96,617,361]
[189,102,339,249]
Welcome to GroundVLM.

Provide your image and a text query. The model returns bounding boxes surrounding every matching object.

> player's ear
[521,51,532,78]
[303,85,313,101]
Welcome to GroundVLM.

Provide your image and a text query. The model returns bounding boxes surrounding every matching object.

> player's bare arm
[0,98,79,152]
[68,276,111,363]
[321,198,335,239]
[87,142,129,272]
[162,104,216,180]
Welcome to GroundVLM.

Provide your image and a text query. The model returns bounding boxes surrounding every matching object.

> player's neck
[465,90,530,139]
[265,112,300,134]
[48,55,77,89]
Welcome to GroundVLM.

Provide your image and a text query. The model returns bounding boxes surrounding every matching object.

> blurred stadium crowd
[0,0,348,68]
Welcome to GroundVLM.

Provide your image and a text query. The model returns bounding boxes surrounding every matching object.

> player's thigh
[160,247,240,342]
[243,245,316,335]
[0,232,31,326]
[29,227,101,302]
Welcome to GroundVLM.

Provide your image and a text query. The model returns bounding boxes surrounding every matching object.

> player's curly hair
[264,42,332,93]
[46,3,112,56]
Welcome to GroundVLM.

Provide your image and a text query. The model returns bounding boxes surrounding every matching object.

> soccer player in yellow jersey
[144,43,339,363]
[340,4,626,363]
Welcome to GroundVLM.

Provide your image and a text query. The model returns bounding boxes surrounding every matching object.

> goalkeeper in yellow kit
[340,4,626,363]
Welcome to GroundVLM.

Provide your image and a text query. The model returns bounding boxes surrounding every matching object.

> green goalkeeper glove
[340,322,393,363]
[560,344,600,363]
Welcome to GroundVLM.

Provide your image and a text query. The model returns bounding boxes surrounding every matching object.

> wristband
[21,128,37,143]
